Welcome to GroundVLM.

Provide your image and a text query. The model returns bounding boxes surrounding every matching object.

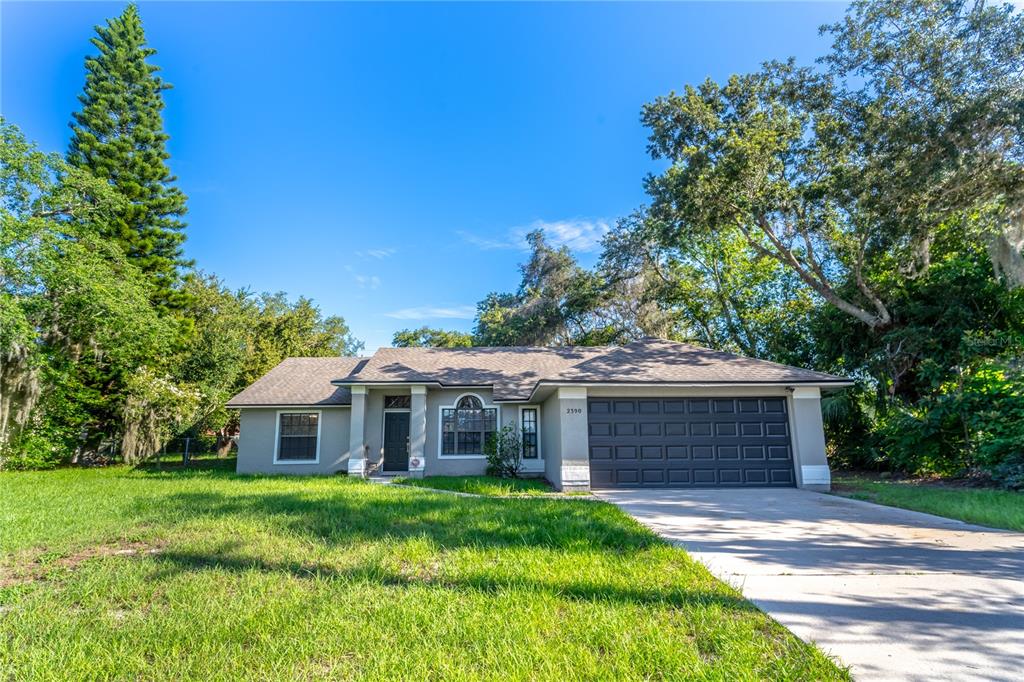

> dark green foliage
[67,3,190,307]
[392,326,474,348]
[474,230,631,347]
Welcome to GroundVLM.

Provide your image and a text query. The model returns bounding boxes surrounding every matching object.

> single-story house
[226,338,851,491]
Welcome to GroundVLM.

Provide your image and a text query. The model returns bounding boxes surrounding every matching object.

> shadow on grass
[149,539,753,613]
[131,456,239,476]
[153,486,661,552]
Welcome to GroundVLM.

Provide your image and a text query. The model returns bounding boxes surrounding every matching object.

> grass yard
[832,474,1024,531]
[391,475,554,496]
[1,463,847,680]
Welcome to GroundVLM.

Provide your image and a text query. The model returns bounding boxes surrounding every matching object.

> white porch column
[790,386,831,491]
[557,386,590,492]
[347,385,368,477]
[408,385,427,478]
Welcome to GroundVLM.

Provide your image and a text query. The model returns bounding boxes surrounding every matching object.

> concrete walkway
[596,488,1024,681]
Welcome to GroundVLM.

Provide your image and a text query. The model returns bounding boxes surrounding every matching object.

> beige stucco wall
[236,407,351,475]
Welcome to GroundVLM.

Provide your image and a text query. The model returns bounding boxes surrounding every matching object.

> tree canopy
[68,3,190,308]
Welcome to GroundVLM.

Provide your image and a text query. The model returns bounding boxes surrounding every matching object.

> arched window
[441,394,497,456]
[457,395,482,410]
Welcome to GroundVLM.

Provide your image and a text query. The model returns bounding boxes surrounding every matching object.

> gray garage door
[588,397,795,488]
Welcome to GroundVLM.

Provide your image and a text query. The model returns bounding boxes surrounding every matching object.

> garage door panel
[667,469,691,483]
[642,469,665,484]
[717,445,740,460]
[617,468,640,484]
[692,445,714,459]
[639,422,661,436]
[666,446,689,460]
[640,446,663,459]
[740,422,764,437]
[614,422,636,436]
[665,422,687,436]
[688,399,711,414]
[771,469,795,484]
[615,445,638,460]
[715,422,738,437]
[718,469,742,484]
[745,469,768,484]
[743,445,767,460]
[589,397,795,488]
[693,469,717,484]
[638,400,661,414]
[691,422,713,436]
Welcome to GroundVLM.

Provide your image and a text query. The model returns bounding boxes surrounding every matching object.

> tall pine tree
[68,3,189,307]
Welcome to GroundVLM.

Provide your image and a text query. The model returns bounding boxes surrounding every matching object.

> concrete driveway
[596,488,1024,681]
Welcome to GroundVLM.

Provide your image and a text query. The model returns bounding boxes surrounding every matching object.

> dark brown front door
[382,412,410,472]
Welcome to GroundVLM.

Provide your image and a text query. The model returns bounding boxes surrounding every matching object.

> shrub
[871,360,1024,483]
[483,425,523,478]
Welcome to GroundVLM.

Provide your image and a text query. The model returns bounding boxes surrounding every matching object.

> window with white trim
[277,413,318,461]
[441,395,497,455]
[521,407,538,459]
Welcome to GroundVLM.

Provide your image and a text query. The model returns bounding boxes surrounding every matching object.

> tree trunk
[215,428,234,458]
[987,202,1024,289]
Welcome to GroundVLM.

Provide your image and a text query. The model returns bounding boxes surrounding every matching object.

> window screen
[278,413,319,461]
[441,396,497,455]
[521,408,538,459]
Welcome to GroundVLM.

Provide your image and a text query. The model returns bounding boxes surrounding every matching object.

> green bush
[870,361,1024,485]
[0,428,68,470]
[483,425,523,478]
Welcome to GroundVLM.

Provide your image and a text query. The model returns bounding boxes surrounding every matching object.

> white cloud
[460,218,610,254]
[383,305,476,320]
[456,231,516,250]
[354,274,381,290]
[356,247,396,260]
[345,265,381,290]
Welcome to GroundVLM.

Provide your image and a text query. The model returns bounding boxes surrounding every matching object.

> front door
[382,412,410,472]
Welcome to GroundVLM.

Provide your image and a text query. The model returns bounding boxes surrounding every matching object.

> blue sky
[2,1,848,351]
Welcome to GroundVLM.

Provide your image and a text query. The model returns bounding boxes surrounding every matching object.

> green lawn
[391,475,554,496]
[832,474,1024,531]
[1,463,847,680]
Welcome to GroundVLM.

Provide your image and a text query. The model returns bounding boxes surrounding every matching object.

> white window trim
[273,409,322,465]
[437,392,500,459]
[518,405,542,461]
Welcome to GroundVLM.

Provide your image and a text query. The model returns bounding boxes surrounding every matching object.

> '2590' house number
[565,408,583,415]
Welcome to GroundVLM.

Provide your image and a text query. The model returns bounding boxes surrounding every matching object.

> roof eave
[226,402,351,409]
[523,379,854,402]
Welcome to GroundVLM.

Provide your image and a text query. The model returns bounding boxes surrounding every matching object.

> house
[226,338,851,491]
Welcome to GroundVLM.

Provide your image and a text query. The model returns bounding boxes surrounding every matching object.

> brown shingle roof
[546,339,846,387]
[344,345,610,401]
[226,357,367,407]
[338,338,848,401]
[228,339,850,406]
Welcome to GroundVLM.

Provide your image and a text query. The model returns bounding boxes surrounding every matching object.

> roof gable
[226,357,365,407]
